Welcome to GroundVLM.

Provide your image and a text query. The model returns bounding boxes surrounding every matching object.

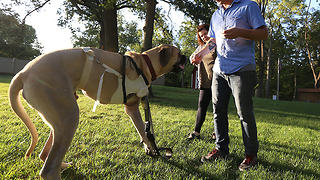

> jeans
[212,71,258,155]
[194,88,212,133]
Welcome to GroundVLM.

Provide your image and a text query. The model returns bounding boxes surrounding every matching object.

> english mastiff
[9,44,186,179]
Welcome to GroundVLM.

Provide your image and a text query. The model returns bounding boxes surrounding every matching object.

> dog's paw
[143,143,159,157]
[61,162,73,170]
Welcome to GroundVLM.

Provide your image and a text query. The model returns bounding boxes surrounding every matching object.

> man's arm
[222,25,268,41]
[191,38,216,65]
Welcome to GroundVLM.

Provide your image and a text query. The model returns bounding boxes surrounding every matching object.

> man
[192,0,268,171]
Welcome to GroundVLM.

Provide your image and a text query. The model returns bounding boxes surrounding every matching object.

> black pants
[194,88,212,133]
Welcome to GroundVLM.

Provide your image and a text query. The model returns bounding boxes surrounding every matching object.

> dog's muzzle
[172,54,187,73]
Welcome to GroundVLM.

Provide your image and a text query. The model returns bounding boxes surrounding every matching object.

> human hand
[222,27,242,39]
[191,53,202,65]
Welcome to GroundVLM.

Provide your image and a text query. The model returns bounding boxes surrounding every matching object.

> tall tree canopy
[57,0,147,52]
[0,9,42,60]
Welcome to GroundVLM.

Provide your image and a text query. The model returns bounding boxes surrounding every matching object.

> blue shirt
[208,0,266,74]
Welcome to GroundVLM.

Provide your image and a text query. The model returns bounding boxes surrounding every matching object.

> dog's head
[158,44,187,73]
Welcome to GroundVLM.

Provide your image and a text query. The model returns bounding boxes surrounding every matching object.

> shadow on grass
[258,158,320,179]
[61,168,88,180]
[0,74,13,84]
[259,139,320,178]
[151,86,320,131]
[159,158,220,179]
[255,108,320,131]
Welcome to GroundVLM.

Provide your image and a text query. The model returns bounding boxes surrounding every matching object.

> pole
[277,58,280,100]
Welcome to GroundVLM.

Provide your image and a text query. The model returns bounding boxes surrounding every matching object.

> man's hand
[222,27,242,39]
[222,26,268,41]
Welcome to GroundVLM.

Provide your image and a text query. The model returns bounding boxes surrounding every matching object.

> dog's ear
[158,45,172,67]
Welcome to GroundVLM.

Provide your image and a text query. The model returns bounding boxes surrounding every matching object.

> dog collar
[142,54,157,81]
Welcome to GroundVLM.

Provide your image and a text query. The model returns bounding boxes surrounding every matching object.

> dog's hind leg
[39,106,79,180]
[25,86,80,179]
[39,130,73,170]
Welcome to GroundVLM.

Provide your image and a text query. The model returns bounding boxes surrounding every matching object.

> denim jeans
[212,71,258,156]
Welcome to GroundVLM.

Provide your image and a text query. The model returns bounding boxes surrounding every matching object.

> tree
[176,21,199,88]
[118,17,143,54]
[255,0,267,98]
[166,0,217,88]
[0,9,42,60]
[256,0,309,98]
[169,0,217,23]
[71,13,143,54]
[58,0,144,52]
[142,0,157,52]
[303,2,320,88]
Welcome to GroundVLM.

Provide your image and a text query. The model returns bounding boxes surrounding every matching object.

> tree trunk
[100,21,105,49]
[265,31,273,98]
[293,63,297,100]
[256,0,266,97]
[143,0,157,98]
[142,0,157,52]
[103,7,118,52]
[257,40,265,97]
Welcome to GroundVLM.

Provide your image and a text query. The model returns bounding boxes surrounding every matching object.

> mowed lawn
[0,74,319,179]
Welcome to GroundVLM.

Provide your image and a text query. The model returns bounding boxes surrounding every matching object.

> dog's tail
[9,74,38,159]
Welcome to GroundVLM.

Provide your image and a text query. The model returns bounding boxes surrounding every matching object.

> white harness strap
[92,63,123,112]
[78,47,94,89]
[92,58,149,112]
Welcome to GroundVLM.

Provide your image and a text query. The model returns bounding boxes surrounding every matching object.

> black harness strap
[125,55,149,86]
[121,55,150,104]
[120,55,172,159]
[141,96,173,159]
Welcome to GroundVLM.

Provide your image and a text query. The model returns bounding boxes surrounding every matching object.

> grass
[0,74,319,179]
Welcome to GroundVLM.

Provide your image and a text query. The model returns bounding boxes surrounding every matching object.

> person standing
[192,0,268,171]
[187,24,217,141]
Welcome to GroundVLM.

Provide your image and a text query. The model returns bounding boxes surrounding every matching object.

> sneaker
[186,133,200,141]
[212,132,216,140]
[201,149,227,163]
[239,154,257,171]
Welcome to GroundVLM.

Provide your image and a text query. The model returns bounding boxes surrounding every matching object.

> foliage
[71,13,143,54]
[0,76,319,179]
[255,0,320,100]
[57,0,146,52]
[168,0,218,24]
[0,9,42,60]
[117,14,143,54]
[166,21,199,88]
[71,20,100,48]
[152,7,174,46]
[303,8,320,88]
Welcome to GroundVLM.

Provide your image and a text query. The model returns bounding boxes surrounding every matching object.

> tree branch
[22,0,51,25]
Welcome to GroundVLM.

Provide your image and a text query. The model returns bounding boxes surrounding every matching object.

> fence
[0,57,29,74]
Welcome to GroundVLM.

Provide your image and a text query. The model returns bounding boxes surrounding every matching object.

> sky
[6,0,185,54]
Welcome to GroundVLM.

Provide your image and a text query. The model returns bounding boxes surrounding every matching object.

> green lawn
[0,74,319,179]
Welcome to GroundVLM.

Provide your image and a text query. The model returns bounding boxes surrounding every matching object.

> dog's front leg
[124,102,158,156]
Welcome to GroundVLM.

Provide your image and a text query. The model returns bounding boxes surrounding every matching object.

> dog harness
[79,47,94,89]
[80,48,150,112]
[80,47,173,159]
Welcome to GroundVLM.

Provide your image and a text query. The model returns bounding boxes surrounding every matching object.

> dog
[8,44,186,179]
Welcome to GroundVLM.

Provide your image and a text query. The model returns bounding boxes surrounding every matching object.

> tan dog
[9,44,186,180]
